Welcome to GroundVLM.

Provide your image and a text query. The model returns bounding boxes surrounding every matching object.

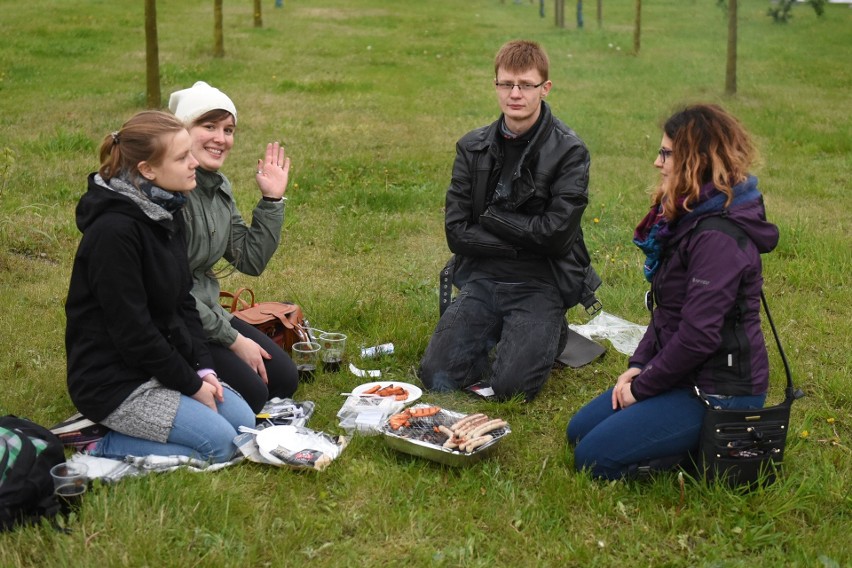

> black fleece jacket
[65,174,212,422]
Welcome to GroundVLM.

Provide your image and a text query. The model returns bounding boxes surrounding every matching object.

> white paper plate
[254,425,341,465]
[351,381,422,404]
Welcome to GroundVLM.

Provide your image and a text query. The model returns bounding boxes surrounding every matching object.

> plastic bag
[337,395,405,436]
[569,311,647,356]
[256,398,314,427]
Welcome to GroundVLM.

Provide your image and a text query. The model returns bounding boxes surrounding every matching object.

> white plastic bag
[337,395,405,436]
[569,311,647,356]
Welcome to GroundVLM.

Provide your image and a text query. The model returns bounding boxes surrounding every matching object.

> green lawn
[1,0,850,566]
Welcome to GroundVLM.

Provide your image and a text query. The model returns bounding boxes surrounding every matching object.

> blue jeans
[93,386,255,463]
[567,387,766,480]
[419,278,566,401]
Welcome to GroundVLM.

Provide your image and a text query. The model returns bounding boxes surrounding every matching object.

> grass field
[1,0,850,566]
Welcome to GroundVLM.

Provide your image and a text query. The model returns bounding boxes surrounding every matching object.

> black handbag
[696,290,804,488]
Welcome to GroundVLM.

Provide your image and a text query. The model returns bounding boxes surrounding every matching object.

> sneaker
[50,412,109,451]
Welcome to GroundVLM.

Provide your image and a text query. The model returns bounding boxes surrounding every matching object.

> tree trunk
[253,0,263,28]
[633,0,641,55]
[213,0,224,58]
[144,0,160,108]
[725,0,738,95]
[555,0,565,28]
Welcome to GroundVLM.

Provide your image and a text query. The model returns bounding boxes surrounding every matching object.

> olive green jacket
[183,168,285,346]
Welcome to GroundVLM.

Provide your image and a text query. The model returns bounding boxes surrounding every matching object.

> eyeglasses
[658,148,673,163]
[494,80,546,92]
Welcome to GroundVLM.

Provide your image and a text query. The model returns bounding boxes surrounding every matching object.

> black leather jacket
[444,102,600,309]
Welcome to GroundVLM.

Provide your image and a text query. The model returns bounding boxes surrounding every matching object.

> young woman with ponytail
[64,110,255,463]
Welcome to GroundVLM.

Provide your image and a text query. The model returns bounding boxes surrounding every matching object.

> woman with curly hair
[567,104,779,479]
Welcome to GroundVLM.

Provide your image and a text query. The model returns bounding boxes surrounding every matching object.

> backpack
[0,415,65,531]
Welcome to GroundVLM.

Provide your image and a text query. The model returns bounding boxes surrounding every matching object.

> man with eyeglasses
[419,39,599,402]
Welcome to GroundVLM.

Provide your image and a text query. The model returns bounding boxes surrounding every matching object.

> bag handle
[219,288,256,313]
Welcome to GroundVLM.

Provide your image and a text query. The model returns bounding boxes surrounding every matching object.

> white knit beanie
[168,81,237,125]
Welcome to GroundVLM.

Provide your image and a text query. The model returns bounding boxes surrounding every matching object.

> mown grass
[1,0,850,566]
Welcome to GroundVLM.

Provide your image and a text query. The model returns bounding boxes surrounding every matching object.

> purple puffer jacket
[629,181,779,400]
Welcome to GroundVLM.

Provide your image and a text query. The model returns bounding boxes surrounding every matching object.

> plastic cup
[55,482,87,513]
[50,462,88,492]
[292,341,321,383]
[50,462,88,514]
[319,332,347,372]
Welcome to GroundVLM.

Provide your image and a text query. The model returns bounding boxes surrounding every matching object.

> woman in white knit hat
[169,81,298,414]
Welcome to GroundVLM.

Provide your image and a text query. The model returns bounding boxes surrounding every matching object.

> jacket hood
[721,195,779,254]
[76,173,173,234]
[677,176,779,255]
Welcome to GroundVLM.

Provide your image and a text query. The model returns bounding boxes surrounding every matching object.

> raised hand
[254,141,290,200]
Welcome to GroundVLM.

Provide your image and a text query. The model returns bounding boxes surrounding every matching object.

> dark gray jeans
[419,278,567,401]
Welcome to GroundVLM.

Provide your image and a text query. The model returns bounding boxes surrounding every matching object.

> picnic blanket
[74,398,314,482]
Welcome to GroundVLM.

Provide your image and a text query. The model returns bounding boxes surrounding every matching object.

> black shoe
[50,413,109,451]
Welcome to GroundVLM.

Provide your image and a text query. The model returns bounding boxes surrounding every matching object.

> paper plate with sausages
[381,405,511,467]
[351,381,422,404]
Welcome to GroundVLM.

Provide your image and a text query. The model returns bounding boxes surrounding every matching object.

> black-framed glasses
[658,148,673,163]
[494,80,546,92]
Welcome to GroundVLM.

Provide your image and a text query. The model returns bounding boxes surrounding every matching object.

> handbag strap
[646,215,803,407]
[647,286,800,407]
[758,289,802,404]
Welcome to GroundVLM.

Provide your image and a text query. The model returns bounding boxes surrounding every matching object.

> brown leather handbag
[219,288,309,353]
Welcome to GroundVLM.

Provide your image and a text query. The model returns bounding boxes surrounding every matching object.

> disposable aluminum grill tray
[381,406,511,467]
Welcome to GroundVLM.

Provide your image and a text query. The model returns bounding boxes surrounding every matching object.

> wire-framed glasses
[494,80,546,92]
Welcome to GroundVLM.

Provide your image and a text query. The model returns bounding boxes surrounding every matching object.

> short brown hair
[98,110,187,181]
[494,40,549,81]
[190,108,235,128]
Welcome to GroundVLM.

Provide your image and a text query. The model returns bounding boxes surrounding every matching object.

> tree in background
[254,0,263,28]
[725,0,737,95]
[144,0,160,107]
[214,0,224,57]
[633,0,641,54]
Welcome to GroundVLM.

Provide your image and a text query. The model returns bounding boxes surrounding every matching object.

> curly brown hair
[655,104,756,220]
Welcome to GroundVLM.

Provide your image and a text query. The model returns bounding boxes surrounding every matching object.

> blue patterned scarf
[633,176,760,282]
